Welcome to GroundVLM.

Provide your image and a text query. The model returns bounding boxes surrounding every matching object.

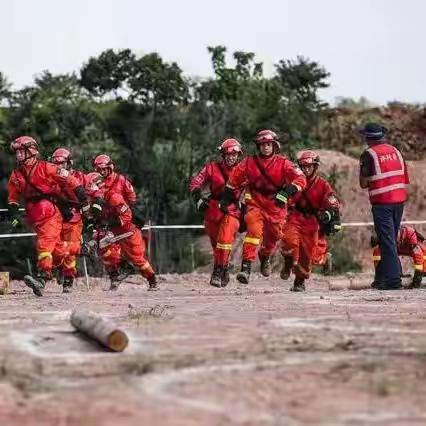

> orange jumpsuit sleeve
[227,158,247,189]
[7,171,24,205]
[46,163,80,191]
[108,193,133,231]
[189,164,211,193]
[122,177,137,204]
[283,159,306,191]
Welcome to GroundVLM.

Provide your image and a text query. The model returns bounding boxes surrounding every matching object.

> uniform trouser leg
[242,208,264,262]
[204,219,221,252]
[100,243,122,274]
[294,228,318,280]
[214,215,240,266]
[119,228,155,280]
[61,221,83,279]
[33,211,64,277]
[282,221,302,265]
[372,203,404,285]
[259,220,282,258]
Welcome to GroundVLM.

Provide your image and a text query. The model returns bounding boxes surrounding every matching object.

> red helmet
[218,138,243,155]
[92,154,114,174]
[85,172,104,197]
[51,148,72,165]
[297,150,320,167]
[254,129,280,152]
[10,136,39,163]
[255,130,278,143]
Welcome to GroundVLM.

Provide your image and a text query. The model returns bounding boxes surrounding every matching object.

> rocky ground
[0,272,426,425]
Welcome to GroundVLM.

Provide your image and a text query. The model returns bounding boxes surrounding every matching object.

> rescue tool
[88,231,134,249]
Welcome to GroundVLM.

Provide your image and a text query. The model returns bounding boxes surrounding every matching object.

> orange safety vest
[365,143,408,204]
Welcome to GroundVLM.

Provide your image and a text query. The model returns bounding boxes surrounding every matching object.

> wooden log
[328,278,373,291]
[70,309,129,352]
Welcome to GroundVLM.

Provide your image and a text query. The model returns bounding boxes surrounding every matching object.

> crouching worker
[372,225,426,289]
[281,151,341,292]
[87,173,158,291]
[189,138,244,288]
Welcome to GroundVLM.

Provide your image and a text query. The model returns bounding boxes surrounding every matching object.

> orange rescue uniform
[282,175,338,279]
[189,161,242,266]
[8,161,81,276]
[373,225,426,274]
[101,192,155,280]
[227,154,306,261]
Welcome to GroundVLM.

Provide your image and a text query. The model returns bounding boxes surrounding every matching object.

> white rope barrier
[0,220,426,239]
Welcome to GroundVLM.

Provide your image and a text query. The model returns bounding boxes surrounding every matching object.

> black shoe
[280,256,293,280]
[221,266,230,287]
[148,274,159,291]
[290,278,305,292]
[63,278,73,294]
[382,283,402,291]
[24,273,46,297]
[210,265,223,288]
[109,270,123,291]
[237,261,252,284]
[259,255,272,277]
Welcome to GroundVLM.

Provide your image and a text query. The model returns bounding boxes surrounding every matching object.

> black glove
[191,189,210,212]
[323,211,342,236]
[91,197,105,217]
[61,207,74,222]
[74,185,88,203]
[6,203,21,228]
[131,206,146,228]
[411,270,423,288]
[219,187,236,213]
[275,184,298,207]
[318,210,333,224]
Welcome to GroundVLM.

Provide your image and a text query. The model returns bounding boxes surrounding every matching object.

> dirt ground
[1,272,426,426]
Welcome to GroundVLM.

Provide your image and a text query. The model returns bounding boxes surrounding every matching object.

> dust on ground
[1,272,426,425]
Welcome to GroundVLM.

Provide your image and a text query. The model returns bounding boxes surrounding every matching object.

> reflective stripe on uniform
[372,256,381,261]
[38,251,52,260]
[216,243,232,251]
[369,183,407,196]
[244,236,260,245]
[244,192,252,201]
[414,264,423,271]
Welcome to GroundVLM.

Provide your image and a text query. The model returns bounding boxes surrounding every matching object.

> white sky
[1,0,425,105]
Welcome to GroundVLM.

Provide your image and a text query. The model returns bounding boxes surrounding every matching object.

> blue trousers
[372,203,404,286]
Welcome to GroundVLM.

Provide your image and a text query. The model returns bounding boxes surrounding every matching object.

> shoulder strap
[215,162,227,182]
[252,156,280,190]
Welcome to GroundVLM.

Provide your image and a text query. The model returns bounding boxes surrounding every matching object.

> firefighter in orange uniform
[220,130,307,284]
[359,122,409,290]
[281,151,341,291]
[372,225,426,289]
[50,148,86,293]
[7,137,89,296]
[92,154,136,205]
[85,172,123,283]
[189,139,244,287]
[88,172,158,291]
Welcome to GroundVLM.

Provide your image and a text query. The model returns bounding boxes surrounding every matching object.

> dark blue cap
[359,122,387,140]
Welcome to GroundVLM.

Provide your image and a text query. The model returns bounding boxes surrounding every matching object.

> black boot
[280,256,293,280]
[210,264,222,288]
[24,272,47,297]
[259,255,272,277]
[147,274,159,291]
[221,265,230,287]
[290,277,305,292]
[237,261,252,284]
[109,270,122,291]
[63,277,73,294]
